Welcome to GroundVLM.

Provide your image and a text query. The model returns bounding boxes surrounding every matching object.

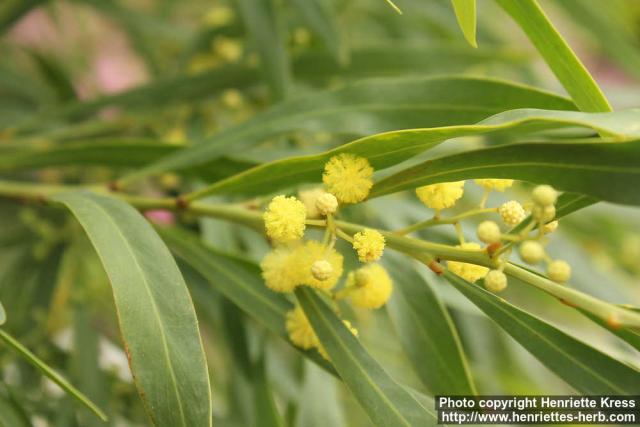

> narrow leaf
[119,76,576,185]
[385,254,475,395]
[52,192,212,427]
[0,329,107,421]
[450,0,477,48]
[183,108,640,201]
[372,140,640,205]
[291,0,345,63]
[444,272,640,394]
[253,354,285,427]
[496,0,611,112]
[237,0,290,100]
[295,287,437,427]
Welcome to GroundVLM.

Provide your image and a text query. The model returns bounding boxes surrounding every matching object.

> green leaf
[119,76,574,185]
[253,354,285,427]
[291,0,345,63]
[237,0,290,100]
[450,0,477,48]
[158,226,335,373]
[182,108,640,201]
[0,393,30,427]
[579,309,640,353]
[496,0,611,113]
[295,287,437,427]
[371,140,640,205]
[51,191,212,427]
[0,139,256,181]
[384,254,476,395]
[0,329,107,421]
[444,272,640,394]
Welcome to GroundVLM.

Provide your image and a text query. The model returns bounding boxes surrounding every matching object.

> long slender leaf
[384,254,476,395]
[496,0,611,112]
[52,192,212,427]
[295,287,437,427]
[237,0,290,100]
[253,354,285,427]
[372,140,640,205]
[119,76,575,185]
[181,108,640,201]
[0,329,107,421]
[444,272,640,394]
[0,139,257,181]
[450,0,477,48]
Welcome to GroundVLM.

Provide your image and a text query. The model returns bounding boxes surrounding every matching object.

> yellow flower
[416,181,465,210]
[264,195,306,243]
[447,242,489,282]
[297,241,343,290]
[352,229,385,262]
[260,246,302,293]
[474,179,514,192]
[484,270,508,293]
[318,320,358,360]
[345,264,393,309]
[286,306,319,350]
[322,154,373,203]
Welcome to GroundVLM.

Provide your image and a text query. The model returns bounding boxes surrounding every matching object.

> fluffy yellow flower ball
[322,154,373,203]
[352,229,385,262]
[474,179,514,192]
[286,306,319,350]
[260,246,302,293]
[345,264,393,309]
[297,241,343,290]
[548,260,571,283]
[264,195,306,243]
[415,181,465,210]
[318,320,358,360]
[447,242,489,283]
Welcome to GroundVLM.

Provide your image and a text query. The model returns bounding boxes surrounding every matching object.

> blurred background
[1,0,640,425]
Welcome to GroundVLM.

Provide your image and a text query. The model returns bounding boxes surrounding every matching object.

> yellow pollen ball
[548,260,571,283]
[447,242,489,283]
[543,220,559,234]
[297,241,343,290]
[415,181,465,210]
[352,229,385,262]
[499,201,526,226]
[484,270,508,293]
[346,264,393,309]
[474,179,514,192]
[260,245,303,293]
[264,195,306,243]
[476,220,501,244]
[322,154,373,204]
[286,306,319,350]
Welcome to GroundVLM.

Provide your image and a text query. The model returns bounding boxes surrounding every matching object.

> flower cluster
[261,153,392,360]
[260,150,572,359]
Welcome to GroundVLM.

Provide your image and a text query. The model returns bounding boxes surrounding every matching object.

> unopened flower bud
[548,260,571,283]
[520,240,545,264]
[484,270,508,293]
[532,204,556,222]
[316,193,338,216]
[477,221,501,244]
[532,185,558,206]
[543,220,558,234]
[499,201,526,226]
[311,260,333,281]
